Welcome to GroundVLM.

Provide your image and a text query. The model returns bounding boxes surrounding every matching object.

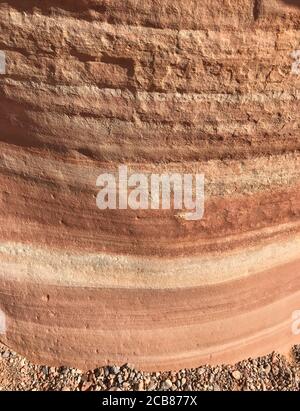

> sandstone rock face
[0,0,300,371]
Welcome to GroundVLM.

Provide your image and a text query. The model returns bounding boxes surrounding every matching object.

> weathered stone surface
[0,0,300,370]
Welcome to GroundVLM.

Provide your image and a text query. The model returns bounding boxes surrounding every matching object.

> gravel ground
[0,344,300,391]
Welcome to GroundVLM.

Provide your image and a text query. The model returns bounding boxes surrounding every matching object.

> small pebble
[232,370,242,380]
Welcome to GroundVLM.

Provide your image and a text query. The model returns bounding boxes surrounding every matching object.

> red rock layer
[0,0,300,370]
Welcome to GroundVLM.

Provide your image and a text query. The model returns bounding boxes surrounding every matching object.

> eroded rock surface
[0,0,300,370]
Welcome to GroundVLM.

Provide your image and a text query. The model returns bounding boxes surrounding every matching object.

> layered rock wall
[0,0,300,370]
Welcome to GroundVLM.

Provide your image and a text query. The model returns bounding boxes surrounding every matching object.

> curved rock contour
[0,0,300,370]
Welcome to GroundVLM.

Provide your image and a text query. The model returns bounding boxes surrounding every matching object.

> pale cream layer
[0,228,300,289]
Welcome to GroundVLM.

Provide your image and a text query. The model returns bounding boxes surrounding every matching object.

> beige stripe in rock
[3,79,300,104]
[0,232,300,289]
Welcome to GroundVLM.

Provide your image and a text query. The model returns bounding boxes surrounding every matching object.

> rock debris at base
[0,344,300,391]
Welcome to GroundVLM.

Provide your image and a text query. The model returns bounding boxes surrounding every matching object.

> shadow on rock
[281,0,300,8]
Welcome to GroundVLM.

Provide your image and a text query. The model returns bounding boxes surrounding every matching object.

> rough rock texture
[0,0,300,371]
